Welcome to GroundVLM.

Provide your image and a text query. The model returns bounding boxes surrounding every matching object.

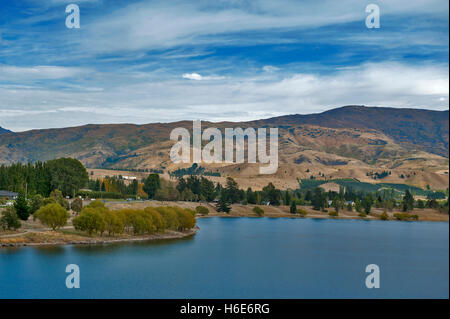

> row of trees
[87,176,146,198]
[0,158,88,197]
[1,187,85,231]
[73,200,196,236]
[139,172,448,215]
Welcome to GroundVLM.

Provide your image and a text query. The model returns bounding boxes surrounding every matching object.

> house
[0,190,18,200]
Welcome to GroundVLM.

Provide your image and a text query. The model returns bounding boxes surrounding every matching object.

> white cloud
[182,72,225,81]
[0,61,448,131]
[263,65,280,73]
[0,65,90,81]
[182,73,203,80]
[78,0,448,53]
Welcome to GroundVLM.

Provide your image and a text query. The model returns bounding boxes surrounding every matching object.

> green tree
[143,173,161,199]
[312,188,325,211]
[362,195,373,214]
[71,197,83,214]
[0,207,21,230]
[216,191,231,213]
[14,191,30,221]
[262,182,281,206]
[290,201,297,214]
[223,177,241,204]
[35,203,70,230]
[46,158,89,197]
[402,189,414,212]
[73,207,105,235]
[29,194,44,214]
[253,206,264,216]
[50,189,70,210]
[195,206,209,215]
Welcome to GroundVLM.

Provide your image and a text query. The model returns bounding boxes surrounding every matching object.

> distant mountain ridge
[0,106,448,172]
[0,127,11,134]
[255,106,449,157]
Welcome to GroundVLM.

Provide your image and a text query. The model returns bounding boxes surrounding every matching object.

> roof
[0,190,18,197]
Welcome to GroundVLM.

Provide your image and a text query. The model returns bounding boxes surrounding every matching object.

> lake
[0,217,448,298]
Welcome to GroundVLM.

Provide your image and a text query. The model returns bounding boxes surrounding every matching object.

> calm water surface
[0,217,448,298]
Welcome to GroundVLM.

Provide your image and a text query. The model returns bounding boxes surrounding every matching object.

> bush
[296,208,308,217]
[49,190,70,210]
[29,194,44,214]
[252,206,264,216]
[73,205,196,236]
[393,213,419,221]
[195,206,209,215]
[379,212,389,220]
[0,207,21,230]
[71,197,83,214]
[359,212,367,218]
[35,203,70,230]
[328,211,338,217]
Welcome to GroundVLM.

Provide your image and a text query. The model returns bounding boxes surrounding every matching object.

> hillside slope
[0,106,448,190]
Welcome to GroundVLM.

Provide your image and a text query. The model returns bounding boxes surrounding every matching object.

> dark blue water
[0,218,448,298]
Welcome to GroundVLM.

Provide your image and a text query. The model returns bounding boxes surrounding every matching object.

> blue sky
[0,0,448,131]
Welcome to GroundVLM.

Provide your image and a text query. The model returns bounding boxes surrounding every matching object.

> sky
[0,0,448,131]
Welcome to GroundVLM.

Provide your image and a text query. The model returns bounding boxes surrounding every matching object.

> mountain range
[0,105,448,190]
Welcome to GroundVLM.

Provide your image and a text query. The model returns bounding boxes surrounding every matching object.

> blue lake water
[0,217,448,299]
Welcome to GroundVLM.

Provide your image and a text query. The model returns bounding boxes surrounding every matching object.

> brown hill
[0,106,448,190]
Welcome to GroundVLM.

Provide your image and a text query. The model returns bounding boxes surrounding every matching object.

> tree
[73,207,105,235]
[262,182,281,206]
[362,195,373,214]
[402,189,414,212]
[246,188,257,205]
[29,194,44,214]
[0,207,21,230]
[50,189,70,210]
[46,158,89,197]
[35,203,70,230]
[312,188,325,211]
[223,177,241,204]
[195,206,209,215]
[355,199,362,213]
[143,173,161,199]
[71,197,83,214]
[290,201,297,214]
[14,191,30,221]
[216,191,231,213]
[253,206,264,216]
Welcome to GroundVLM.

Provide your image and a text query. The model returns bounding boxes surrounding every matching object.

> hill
[0,106,448,190]
[0,127,11,134]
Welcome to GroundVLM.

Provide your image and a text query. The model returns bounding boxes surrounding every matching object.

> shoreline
[0,227,198,248]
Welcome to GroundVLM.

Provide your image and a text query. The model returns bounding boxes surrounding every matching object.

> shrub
[296,208,308,217]
[29,194,44,214]
[0,207,21,230]
[359,212,367,218]
[252,206,264,216]
[195,206,209,215]
[328,211,339,217]
[394,213,419,221]
[379,212,389,220]
[35,203,70,230]
[71,197,83,214]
